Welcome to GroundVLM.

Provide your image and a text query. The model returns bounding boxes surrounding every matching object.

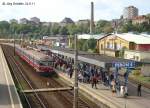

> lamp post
[73,34,78,108]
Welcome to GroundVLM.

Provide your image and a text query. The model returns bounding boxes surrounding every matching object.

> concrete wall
[99,50,116,57]
[141,64,150,76]
[124,50,150,61]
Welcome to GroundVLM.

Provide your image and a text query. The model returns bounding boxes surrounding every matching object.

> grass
[131,75,150,84]
[130,75,150,86]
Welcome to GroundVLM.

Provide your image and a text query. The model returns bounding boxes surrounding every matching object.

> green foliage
[67,24,78,35]
[95,20,113,33]
[82,40,88,51]
[59,26,68,35]
[119,20,150,33]
[51,23,60,35]
[132,70,141,76]
[87,38,97,50]
[77,38,97,52]
[77,39,85,50]
[0,18,150,39]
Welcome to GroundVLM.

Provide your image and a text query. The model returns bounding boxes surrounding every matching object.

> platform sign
[113,61,135,68]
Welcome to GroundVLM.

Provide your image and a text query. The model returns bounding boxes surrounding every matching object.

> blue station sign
[113,61,135,68]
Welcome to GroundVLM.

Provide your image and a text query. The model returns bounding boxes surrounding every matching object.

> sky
[0,0,150,22]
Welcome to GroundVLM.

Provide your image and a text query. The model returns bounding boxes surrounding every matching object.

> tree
[95,20,112,33]
[103,26,113,33]
[59,26,68,35]
[51,23,60,35]
[78,39,85,50]
[0,21,10,38]
[87,38,97,50]
[120,21,134,33]
[82,40,88,51]
[147,13,150,18]
[76,23,90,34]
[67,24,78,35]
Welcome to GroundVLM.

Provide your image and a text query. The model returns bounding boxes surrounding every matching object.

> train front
[38,56,54,76]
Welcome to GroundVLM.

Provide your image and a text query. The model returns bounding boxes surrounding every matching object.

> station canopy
[50,47,140,68]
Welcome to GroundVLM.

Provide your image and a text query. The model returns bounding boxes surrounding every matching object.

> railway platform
[0,46,23,108]
[56,69,150,108]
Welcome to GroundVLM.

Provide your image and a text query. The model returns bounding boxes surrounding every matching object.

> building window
[125,54,127,58]
[101,44,103,50]
[107,42,110,48]
[133,56,139,61]
[136,56,139,61]
[114,42,117,50]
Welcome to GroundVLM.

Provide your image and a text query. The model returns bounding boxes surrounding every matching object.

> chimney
[90,2,94,35]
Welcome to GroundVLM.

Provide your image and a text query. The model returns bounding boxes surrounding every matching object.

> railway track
[2,45,48,108]
[2,44,99,108]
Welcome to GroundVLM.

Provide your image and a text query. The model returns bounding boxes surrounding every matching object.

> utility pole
[90,2,94,35]
[73,34,78,108]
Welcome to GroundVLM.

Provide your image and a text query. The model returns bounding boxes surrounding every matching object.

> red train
[15,45,54,76]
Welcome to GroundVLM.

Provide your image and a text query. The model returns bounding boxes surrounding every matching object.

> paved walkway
[56,70,150,108]
[0,46,23,108]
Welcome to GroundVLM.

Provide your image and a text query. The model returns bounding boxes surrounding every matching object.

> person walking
[137,83,142,96]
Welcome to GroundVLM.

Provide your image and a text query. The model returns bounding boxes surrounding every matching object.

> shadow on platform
[0,84,20,105]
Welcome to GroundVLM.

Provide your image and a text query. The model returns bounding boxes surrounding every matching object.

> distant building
[30,17,40,24]
[97,33,150,57]
[78,34,104,40]
[132,15,150,24]
[41,22,51,26]
[28,21,38,26]
[76,19,90,25]
[42,35,68,47]
[123,6,138,19]
[60,17,74,26]
[20,18,28,24]
[111,19,123,29]
[9,19,18,23]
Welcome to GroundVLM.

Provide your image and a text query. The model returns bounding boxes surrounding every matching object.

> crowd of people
[47,51,142,97]
[51,53,124,94]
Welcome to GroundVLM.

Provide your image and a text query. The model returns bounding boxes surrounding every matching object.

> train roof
[15,45,53,61]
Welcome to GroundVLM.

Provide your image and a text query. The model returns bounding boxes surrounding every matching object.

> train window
[39,61,47,66]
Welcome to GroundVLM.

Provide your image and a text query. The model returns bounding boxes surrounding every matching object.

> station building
[97,33,150,76]
[97,33,150,57]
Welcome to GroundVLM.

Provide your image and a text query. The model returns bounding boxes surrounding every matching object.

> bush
[132,70,141,76]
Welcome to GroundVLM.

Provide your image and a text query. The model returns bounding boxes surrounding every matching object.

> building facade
[30,17,40,24]
[124,50,150,76]
[132,15,150,24]
[76,19,90,25]
[97,33,150,57]
[124,50,150,61]
[123,6,138,19]
[20,18,28,24]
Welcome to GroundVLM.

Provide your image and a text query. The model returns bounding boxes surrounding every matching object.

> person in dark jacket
[91,74,98,89]
[137,83,142,96]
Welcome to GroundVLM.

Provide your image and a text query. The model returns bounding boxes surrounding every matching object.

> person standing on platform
[69,66,73,78]
[137,83,142,96]
[91,74,98,89]
[111,79,116,96]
